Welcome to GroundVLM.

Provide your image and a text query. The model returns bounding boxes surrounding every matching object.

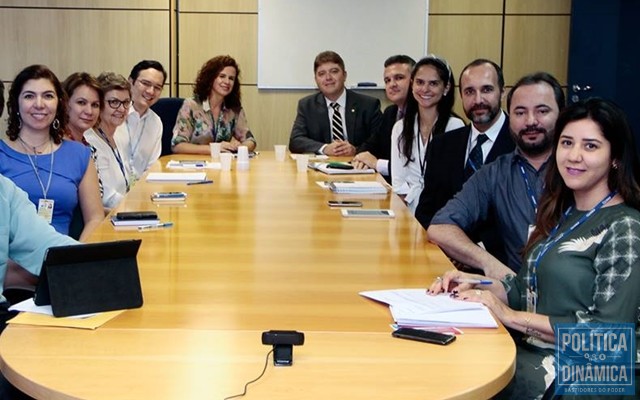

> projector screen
[258,0,429,89]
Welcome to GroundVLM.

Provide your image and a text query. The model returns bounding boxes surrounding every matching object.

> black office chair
[150,97,185,156]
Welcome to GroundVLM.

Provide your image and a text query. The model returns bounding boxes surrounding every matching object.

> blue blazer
[289,90,383,154]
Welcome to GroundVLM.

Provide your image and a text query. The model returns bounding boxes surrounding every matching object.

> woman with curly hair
[171,55,256,154]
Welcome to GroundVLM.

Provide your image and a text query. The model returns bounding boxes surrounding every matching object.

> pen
[187,180,214,185]
[452,278,493,285]
[138,222,173,231]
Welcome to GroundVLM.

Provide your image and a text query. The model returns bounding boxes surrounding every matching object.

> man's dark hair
[459,58,505,92]
[129,60,167,84]
[384,55,416,68]
[506,71,565,112]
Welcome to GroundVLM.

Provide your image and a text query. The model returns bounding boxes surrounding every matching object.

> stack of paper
[360,288,498,328]
[166,160,219,170]
[330,181,388,194]
[146,172,207,182]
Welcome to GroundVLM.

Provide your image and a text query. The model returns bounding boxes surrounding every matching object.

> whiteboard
[258,0,429,89]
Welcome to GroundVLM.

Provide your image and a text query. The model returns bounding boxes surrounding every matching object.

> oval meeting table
[0,153,515,399]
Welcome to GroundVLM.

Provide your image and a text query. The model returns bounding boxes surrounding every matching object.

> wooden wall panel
[430,0,503,14]
[506,0,572,14]
[177,14,258,85]
[428,15,503,80]
[179,0,257,13]
[0,0,168,8]
[503,16,570,86]
[0,9,170,81]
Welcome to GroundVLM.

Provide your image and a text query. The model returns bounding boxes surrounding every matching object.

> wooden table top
[0,153,515,399]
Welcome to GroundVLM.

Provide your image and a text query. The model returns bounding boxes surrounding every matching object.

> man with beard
[427,72,565,278]
[415,59,514,228]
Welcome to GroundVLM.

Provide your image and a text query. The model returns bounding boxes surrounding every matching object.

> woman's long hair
[398,55,456,166]
[524,98,640,253]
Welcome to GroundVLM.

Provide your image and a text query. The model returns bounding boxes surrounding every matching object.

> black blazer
[288,90,383,154]
[415,116,514,229]
[358,104,398,161]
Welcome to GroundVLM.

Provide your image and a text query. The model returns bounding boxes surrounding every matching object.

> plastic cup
[296,154,309,173]
[209,142,221,160]
[274,145,287,161]
[220,152,233,171]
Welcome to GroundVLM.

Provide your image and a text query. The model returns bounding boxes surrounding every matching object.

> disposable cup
[209,142,221,159]
[220,152,233,171]
[274,145,287,161]
[296,154,309,173]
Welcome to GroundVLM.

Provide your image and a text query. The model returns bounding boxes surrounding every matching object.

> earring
[52,118,60,130]
[612,161,619,170]
[17,112,22,129]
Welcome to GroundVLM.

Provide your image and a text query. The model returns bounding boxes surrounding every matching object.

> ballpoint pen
[138,222,174,231]
[452,278,492,285]
[187,180,214,185]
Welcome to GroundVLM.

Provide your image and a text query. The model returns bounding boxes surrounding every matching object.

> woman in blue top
[1,65,103,240]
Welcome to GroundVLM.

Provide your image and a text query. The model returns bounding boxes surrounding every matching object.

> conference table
[0,153,515,399]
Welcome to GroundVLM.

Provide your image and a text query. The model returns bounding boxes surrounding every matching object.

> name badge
[526,287,537,314]
[38,198,55,224]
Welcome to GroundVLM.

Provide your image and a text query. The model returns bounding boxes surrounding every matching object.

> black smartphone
[328,200,363,207]
[392,328,456,345]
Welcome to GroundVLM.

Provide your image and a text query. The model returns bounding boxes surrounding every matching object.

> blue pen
[452,278,492,285]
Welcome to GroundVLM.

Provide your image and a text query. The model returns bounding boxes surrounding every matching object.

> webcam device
[261,330,305,366]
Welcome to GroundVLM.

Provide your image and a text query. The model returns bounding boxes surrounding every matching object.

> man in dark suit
[415,59,514,229]
[352,55,416,181]
[289,51,383,156]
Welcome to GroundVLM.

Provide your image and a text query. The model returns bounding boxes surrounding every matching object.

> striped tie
[330,102,345,141]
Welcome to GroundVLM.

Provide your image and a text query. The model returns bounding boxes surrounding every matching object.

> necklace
[17,135,50,154]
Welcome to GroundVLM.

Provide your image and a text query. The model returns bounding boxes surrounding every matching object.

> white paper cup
[209,142,221,160]
[237,145,249,162]
[296,154,309,173]
[220,152,233,171]
[274,145,287,161]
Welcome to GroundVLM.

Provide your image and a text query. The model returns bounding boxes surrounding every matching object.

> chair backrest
[150,97,184,156]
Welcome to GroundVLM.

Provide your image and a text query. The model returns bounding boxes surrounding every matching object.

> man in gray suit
[289,51,383,156]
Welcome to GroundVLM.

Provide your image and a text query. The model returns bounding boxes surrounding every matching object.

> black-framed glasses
[106,99,133,109]
[137,79,164,93]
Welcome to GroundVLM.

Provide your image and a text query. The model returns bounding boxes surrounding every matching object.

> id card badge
[526,287,537,314]
[38,198,55,224]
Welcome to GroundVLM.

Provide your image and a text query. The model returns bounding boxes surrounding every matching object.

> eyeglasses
[106,99,133,109]
[137,79,164,93]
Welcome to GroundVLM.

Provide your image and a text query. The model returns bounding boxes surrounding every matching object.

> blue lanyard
[517,158,539,213]
[98,128,129,190]
[529,190,618,299]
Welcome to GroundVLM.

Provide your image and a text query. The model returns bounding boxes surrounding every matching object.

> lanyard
[517,158,539,213]
[97,128,129,190]
[18,138,54,199]
[416,117,436,177]
[528,190,618,305]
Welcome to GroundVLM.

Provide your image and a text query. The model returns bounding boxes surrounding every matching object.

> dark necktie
[464,134,489,178]
[330,102,345,141]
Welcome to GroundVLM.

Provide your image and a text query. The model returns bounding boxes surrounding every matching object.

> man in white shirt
[115,60,167,182]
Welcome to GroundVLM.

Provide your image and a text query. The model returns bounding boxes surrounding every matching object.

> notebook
[34,240,144,317]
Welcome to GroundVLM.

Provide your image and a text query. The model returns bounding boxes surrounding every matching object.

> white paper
[360,288,498,328]
[166,160,220,170]
[9,298,96,319]
[146,172,207,182]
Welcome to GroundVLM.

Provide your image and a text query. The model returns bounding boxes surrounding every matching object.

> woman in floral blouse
[171,55,256,154]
